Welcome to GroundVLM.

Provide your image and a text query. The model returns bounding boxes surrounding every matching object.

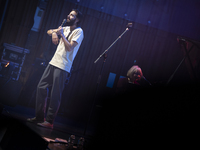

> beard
[65,19,76,26]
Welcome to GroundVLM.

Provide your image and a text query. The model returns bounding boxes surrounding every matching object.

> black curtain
[0,0,196,130]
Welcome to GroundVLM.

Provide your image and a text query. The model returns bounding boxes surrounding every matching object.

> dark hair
[72,9,83,27]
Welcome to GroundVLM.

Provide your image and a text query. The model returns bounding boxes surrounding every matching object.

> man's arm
[47,29,58,36]
[57,26,78,52]
[60,33,78,52]
[47,29,59,45]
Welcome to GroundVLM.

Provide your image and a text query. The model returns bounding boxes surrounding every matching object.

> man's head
[66,9,83,27]
[127,65,143,82]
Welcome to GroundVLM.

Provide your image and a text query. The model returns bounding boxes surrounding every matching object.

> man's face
[66,11,78,26]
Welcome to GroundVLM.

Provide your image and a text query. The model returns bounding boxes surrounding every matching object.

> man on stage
[27,9,84,129]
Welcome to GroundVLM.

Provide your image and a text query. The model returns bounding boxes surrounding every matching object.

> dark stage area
[1,83,200,149]
[0,104,94,150]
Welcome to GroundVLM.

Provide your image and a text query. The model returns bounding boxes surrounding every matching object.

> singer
[27,9,84,129]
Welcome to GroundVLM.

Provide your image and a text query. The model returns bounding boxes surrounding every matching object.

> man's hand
[56,26,64,36]
[52,32,59,45]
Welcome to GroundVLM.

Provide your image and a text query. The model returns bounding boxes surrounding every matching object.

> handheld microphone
[61,19,67,27]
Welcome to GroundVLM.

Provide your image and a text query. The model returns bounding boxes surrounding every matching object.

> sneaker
[37,121,53,129]
[27,117,45,123]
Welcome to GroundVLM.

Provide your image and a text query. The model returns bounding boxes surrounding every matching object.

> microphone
[126,23,133,29]
[60,19,67,27]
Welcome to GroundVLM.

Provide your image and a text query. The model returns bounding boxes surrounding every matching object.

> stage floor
[0,104,96,150]
[1,83,199,149]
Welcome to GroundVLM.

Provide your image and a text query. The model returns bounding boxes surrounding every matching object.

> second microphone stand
[83,24,132,136]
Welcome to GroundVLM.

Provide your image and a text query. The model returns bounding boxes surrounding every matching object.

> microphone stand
[83,24,132,136]
[94,28,130,63]
[166,37,199,85]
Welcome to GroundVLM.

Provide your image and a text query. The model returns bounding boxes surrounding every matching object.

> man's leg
[33,65,53,121]
[45,66,68,124]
